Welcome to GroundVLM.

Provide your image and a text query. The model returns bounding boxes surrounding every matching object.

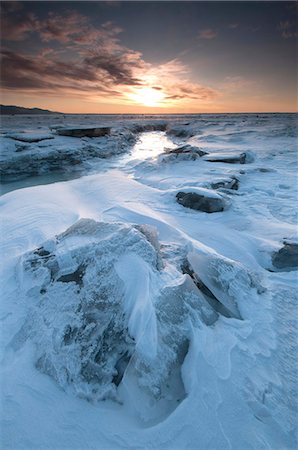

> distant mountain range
[0,105,62,115]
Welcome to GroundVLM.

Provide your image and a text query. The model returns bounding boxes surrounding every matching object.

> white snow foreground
[1,113,297,449]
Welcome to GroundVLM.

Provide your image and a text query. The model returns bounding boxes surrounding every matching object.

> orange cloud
[1,10,219,108]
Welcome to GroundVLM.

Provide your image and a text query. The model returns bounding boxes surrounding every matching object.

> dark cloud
[1,49,121,95]
[1,8,122,44]
[84,54,142,85]
[1,11,37,41]
[38,11,88,43]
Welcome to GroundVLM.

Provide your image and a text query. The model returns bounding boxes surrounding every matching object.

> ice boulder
[15,219,215,411]
[18,219,161,401]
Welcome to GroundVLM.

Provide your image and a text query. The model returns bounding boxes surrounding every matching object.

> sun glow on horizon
[130,87,166,107]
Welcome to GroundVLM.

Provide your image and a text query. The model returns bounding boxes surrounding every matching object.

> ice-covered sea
[0,113,297,449]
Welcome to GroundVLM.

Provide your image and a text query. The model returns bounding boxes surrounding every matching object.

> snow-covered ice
[0,113,297,449]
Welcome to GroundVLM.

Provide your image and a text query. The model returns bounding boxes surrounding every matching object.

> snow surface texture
[1,113,297,449]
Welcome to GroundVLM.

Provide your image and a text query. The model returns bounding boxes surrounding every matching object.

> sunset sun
[131,87,165,107]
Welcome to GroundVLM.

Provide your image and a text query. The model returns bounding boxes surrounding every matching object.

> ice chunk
[187,251,263,319]
[16,218,213,408]
[19,219,160,400]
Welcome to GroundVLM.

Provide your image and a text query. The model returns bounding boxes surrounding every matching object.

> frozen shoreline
[1,114,297,449]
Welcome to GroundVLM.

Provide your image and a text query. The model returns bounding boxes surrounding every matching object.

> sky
[1,1,297,113]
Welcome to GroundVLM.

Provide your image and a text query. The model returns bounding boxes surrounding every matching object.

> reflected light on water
[128,131,176,161]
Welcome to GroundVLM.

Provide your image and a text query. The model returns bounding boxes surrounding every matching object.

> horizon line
[1,105,297,116]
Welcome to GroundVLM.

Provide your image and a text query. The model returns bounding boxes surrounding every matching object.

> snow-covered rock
[176,188,228,213]
[56,127,111,138]
[271,242,298,271]
[203,151,254,164]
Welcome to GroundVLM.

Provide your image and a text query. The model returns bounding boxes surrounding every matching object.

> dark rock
[204,152,249,164]
[56,127,111,138]
[34,247,51,258]
[176,191,226,213]
[272,243,298,271]
[57,263,86,287]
